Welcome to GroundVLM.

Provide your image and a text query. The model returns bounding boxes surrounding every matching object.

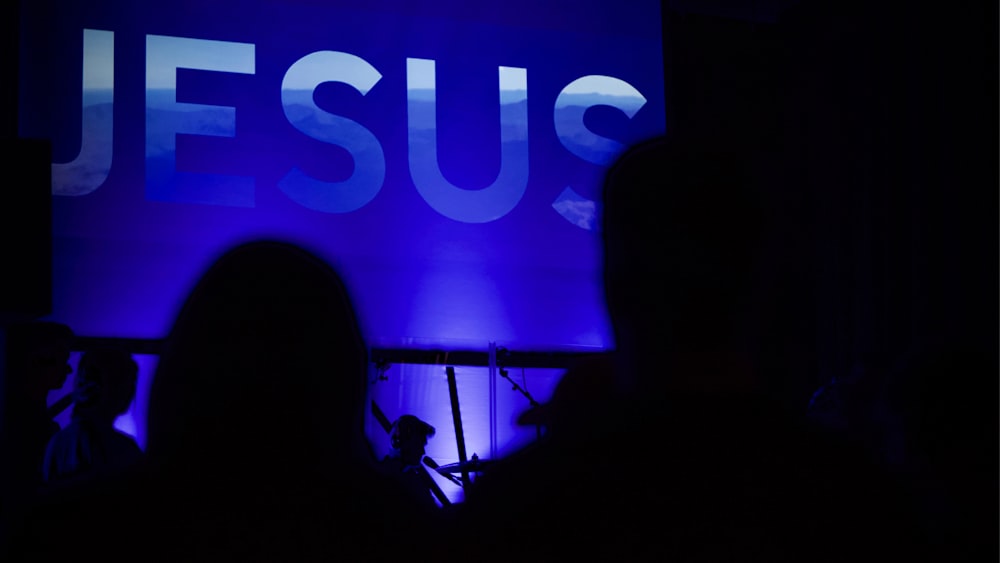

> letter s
[280,51,385,213]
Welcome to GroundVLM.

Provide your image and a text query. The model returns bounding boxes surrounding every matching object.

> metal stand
[445,366,471,487]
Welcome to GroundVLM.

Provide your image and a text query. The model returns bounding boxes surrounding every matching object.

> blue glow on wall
[19,0,666,352]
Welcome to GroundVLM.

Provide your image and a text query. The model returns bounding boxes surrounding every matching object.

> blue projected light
[18,0,666,351]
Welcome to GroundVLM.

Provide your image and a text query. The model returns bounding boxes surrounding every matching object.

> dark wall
[661,0,997,406]
[2,2,16,139]
[2,2,52,322]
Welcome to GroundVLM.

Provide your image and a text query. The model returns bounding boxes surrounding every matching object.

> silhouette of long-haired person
[136,240,437,561]
[42,346,143,486]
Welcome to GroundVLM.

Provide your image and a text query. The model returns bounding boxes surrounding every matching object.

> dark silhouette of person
[0,321,74,513]
[448,135,930,562]
[8,345,141,561]
[0,320,75,557]
[137,240,439,561]
[0,321,75,487]
[599,135,931,562]
[387,415,437,467]
[378,414,451,510]
[41,346,143,486]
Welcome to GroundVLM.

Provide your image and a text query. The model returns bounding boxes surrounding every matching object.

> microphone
[423,456,464,487]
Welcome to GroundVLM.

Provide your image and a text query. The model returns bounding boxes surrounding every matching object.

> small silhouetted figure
[42,346,143,486]
[0,321,74,496]
[0,320,75,555]
[379,414,450,509]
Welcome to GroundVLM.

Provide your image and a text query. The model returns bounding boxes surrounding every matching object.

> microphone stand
[424,456,464,488]
[47,392,74,419]
[498,367,543,439]
[498,367,540,409]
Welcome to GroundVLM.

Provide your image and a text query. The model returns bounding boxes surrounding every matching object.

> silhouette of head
[389,414,435,465]
[146,240,368,484]
[601,136,764,393]
[72,346,138,422]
